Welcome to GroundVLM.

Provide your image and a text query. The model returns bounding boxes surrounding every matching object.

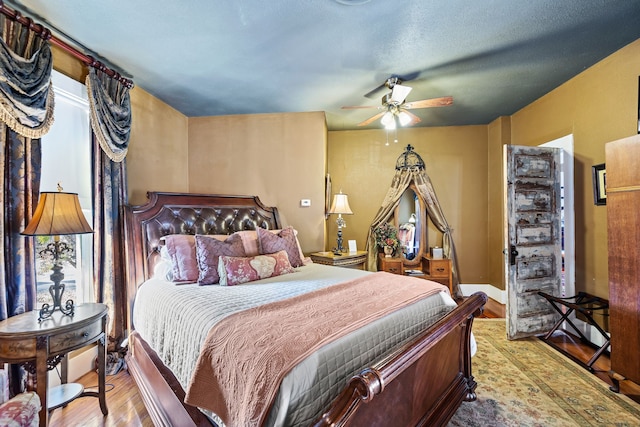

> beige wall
[51,45,190,207]
[496,39,640,298]
[127,88,189,205]
[486,117,511,289]
[327,126,489,283]
[187,112,327,253]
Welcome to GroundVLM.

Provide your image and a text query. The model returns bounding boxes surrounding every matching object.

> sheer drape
[86,68,131,353]
[365,167,462,296]
[0,16,52,395]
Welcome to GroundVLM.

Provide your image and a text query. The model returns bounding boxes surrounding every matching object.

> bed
[124,192,487,427]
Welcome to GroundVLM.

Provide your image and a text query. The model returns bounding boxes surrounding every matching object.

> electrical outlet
[300,199,311,207]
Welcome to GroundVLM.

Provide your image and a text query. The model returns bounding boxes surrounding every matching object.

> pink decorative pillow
[162,235,198,283]
[195,234,246,285]
[257,226,304,267]
[218,250,294,286]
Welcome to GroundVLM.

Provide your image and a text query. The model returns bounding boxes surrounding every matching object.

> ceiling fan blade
[404,96,453,109]
[390,85,412,103]
[365,72,421,99]
[341,105,379,110]
[357,112,385,126]
[364,83,387,99]
[402,110,422,126]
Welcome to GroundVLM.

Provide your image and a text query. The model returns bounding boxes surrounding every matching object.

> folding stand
[537,291,610,371]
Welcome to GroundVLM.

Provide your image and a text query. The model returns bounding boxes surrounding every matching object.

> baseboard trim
[459,284,507,304]
[48,345,97,387]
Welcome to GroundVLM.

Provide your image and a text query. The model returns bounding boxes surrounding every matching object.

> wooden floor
[49,368,153,427]
[49,297,639,426]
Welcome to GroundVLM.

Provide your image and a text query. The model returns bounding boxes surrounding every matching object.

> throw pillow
[195,234,246,285]
[218,250,294,286]
[256,226,304,267]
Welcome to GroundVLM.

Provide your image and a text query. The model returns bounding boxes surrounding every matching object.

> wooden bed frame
[124,192,487,427]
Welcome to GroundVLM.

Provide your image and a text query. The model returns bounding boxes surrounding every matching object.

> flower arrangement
[373,222,400,252]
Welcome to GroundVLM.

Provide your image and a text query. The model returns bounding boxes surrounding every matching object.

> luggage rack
[537,291,610,371]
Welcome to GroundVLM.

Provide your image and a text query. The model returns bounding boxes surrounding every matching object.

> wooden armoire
[605,134,640,390]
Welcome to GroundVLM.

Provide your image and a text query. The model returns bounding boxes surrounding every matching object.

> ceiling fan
[342,77,453,128]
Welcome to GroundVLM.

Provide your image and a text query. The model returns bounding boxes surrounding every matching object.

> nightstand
[422,256,453,294]
[378,253,404,275]
[310,251,368,269]
[0,303,108,427]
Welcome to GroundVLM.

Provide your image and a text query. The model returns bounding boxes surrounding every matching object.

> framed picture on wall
[592,163,606,206]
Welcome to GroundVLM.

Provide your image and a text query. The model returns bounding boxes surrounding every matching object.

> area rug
[448,319,640,426]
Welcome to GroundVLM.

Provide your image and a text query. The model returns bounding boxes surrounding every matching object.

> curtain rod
[0,1,134,88]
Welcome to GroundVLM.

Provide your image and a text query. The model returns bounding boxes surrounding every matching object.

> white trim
[540,135,575,297]
[51,70,89,107]
[563,317,610,348]
[460,283,507,304]
[47,346,97,387]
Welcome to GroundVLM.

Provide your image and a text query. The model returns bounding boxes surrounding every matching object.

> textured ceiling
[6,0,640,130]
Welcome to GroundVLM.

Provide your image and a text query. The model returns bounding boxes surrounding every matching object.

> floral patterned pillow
[218,250,294,286]
[195,234,246,285]
[256,226,304,267]
[0,391,40,427]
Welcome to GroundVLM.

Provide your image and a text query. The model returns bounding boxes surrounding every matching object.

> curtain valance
[86,68,131,162]
[0,23,53,138]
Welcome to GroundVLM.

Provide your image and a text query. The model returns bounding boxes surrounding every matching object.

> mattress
[132,263,459,426]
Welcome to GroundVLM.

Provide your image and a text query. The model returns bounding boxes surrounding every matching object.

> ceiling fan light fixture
[381,111,395,128]
[397,111,412,126]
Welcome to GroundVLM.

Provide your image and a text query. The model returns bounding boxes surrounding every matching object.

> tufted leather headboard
[124,192,280,330]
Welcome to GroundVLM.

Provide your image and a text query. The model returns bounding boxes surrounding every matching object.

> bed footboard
[127,331,213,427]
[314,291,487,427]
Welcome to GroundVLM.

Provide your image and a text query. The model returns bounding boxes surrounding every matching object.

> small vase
[384,245,394,257]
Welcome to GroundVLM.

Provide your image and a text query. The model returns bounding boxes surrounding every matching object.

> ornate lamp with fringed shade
[21,190,93,321]
[328,191,353,255]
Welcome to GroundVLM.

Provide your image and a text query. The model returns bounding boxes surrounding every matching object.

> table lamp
[21,189,93,321]
[328,191,353,255]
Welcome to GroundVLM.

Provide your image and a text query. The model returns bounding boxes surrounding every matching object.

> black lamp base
[332,228,345,256]
[38,263,74,321]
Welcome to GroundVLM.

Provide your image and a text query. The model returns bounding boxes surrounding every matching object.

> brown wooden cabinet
[605,134,640,390]
[378,253,404,275]
[378,253,453,295]
[422,256,453,294]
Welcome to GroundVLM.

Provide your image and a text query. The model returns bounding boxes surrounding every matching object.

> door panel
[505,145,562,340]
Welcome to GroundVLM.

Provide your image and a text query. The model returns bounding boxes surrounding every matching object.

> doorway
[540,135,575,299]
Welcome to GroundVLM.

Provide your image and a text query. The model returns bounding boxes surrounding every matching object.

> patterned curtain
[0,16,53,394]
[0,16,53,319]
[86,68,131,356]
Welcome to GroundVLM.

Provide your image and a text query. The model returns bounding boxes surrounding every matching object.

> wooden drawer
[378,254,404,275]
[0,338,36,361]
[49,320,102,354]
[423,257,451,278]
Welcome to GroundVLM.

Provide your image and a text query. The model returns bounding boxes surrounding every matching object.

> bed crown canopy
[366,145,462,296]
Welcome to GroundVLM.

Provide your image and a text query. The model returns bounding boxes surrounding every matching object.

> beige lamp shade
[329,193,353,215]
[22,192,93,236]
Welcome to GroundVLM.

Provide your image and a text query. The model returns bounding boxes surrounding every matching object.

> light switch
[300,199,311,207]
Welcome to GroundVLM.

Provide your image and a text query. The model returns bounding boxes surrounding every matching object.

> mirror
[394,183,427,268]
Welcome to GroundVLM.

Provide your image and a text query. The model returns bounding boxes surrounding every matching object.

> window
[35,70,94,306]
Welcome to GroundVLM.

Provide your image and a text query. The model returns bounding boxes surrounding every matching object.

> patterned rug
[448,319,640,426]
